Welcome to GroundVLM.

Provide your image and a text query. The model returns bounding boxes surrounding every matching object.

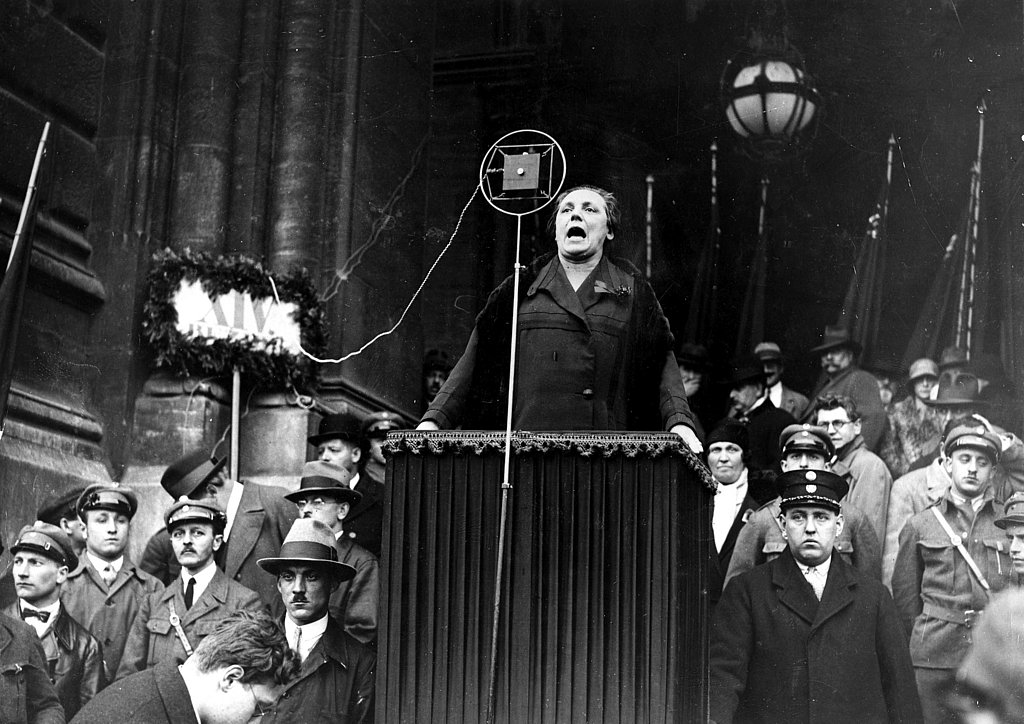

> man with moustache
[285,461,379,645]
[722,361,795,486]
[754,342,809,418]
[892,423,1017,724]
[710,468,921,723]
[62,484,163,678]
[117,498,264,679]
[6,522,105,719]
[257,519,375,723]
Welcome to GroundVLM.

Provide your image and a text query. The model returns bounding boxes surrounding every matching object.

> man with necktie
[116,498,264,679]
[710,468,921,723]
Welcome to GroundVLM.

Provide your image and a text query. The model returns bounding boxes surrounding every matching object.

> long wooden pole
[230,366,240,481]
[8,123,50,272]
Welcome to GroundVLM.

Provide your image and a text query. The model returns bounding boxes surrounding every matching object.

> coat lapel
[526,256,589,326]
[226,485,264,577]
[347,476,381,521]
[772,551,820,625]
[181,571,228,625]
[812,556,857,630]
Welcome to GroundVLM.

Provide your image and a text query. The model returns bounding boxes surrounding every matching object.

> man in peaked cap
[725,423,883,587]
[285,461,379,646]
[721,360,795,485]
[711,468,921,723]
[362,410,405,487]
[880,357,944,478]
[140,450,229,585]
[802,325,887,452]
[309,411,384,558]
[892,422,1017,724]
[117,498,264,680]
[257,519,375,723]
[5,522,105,718]
[62,483,163,678]
[996,491,1024,585]
[754,341,809,418]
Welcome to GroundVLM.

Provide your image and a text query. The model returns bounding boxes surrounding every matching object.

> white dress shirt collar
[87,551,124,575]
[19,599,60,636]
[285,614,329,662]
[180,559,218,603]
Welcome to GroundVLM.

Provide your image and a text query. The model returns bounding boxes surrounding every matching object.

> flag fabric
[734,177,769,355]
[685,142,721,346]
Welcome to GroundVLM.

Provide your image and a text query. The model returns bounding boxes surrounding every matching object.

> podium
[379,431,714,723]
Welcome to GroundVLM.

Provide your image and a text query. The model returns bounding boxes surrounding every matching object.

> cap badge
[806,484,817,493]
[805,471,817,481]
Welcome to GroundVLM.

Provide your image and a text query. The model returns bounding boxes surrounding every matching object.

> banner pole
[231,366,241,481]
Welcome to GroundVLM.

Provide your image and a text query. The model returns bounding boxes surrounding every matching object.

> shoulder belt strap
[930,506,991,595]
[167,601,194,656]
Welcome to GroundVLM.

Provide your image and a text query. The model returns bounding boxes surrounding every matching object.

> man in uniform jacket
[257,519,375,723]
[71,611,300,724]
[309,412,384,558]
[725,424,883,586]
[285,461,379,645]
[117,499,264,679]
[0,610,65,724]
[6,523,105,719]
[711,468,921,724]
[801,325,886,451]
[61,484,163,678]
[892,423,1017,724]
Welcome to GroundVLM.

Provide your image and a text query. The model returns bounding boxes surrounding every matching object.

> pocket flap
[146,618,172,635]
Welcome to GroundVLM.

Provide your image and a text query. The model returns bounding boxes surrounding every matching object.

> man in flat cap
[62,483,163,678]
[6,522,105,718]
[309,412,383,557]
[117,498,264,680]
[257,519,375,723]
[997,491,1024,585]
[880,358,944,478]
[754,341,809,418]
[140,450,229,585]
[722,360,795,486]
[802,325,886,452]
[725,423,883,586]
[286,461,379,646]
[711,468,921,724]
[892,422,1017,724]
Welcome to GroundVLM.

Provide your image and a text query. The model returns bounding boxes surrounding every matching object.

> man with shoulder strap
[892,422,1017,724]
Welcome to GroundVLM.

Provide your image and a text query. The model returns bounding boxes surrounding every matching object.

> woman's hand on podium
[417,420,440,431]
[670,424,703,454]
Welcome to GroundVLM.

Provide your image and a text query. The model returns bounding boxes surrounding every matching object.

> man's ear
[220,664,245,691]
[852,419,862,436]
[835,513,845,537]
[212,534,224,552]
[338,502,351,523]
[351,446,362,464]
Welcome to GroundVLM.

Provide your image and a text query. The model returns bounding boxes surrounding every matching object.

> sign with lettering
[173,280,302,353]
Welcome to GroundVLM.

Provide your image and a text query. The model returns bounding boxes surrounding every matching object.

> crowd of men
[702,328,1024,723]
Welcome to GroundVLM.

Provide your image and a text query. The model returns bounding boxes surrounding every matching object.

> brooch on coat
[594,280,632,299]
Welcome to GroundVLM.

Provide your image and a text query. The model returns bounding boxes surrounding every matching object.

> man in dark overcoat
[711,469,921,724]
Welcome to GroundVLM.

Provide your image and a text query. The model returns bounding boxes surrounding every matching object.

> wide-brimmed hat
[908,358,939,383]
[164,497,227,533]
[996,492,1024,530]
[778,469,849,512]
[161,450,227,499]
[938,346,969,370]
[36,487,87,526]
[723,360,765,387]
[676,343,711,372]
[925,372,985,408]
[257,519,357,582]
[307,412,365,448]
[810,325,862,356]
[11,522,78,571]
[283,461,361,506]
[77,484,138,519]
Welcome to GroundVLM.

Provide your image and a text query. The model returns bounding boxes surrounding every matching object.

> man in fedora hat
[117,498,264,680]
[309,411,384,557]
[722,359,794,483]
[676,342,717,437]
[6,522,105,718]
[880,357,944,478]
[140,450,229,585]
[725,423,882,586]
[257,519,375,723]
[62,483,164,677]
[711,468,921,724]
[892,422,1017,724]
[422,348,452,411]
[285,461,379,646]
[802,325,886,452]
[754,341,809,418]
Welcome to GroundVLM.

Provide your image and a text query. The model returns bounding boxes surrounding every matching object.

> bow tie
[22,608,50,623]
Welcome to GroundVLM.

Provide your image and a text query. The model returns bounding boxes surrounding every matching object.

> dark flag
[0,122,50,439]
[685,141,721,346]
[734,176,769,354]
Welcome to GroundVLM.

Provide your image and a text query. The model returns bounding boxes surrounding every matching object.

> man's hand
[671,424,703,454]
[416,420,440,431]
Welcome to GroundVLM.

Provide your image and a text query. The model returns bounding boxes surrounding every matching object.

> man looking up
[815,394,893,545]
[803,325,886,451]
[257,519,375,723]
[284,461,379,645]
[6,522,105,718]
[62,484,163,677]
[117,498,264,679]
[710,469,921,723]
[725,423,882,585]
[892,422,1016,724]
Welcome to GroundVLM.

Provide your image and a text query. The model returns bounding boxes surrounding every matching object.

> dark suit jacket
[3,603,106,719]
[220,482,297,615]
[739,399,795,484]
[70,661,197,724]
[330,537,379,645]
[0,612,64,724]
[710,549,922,724]
[343,472,384,558]
[117,567,264,679]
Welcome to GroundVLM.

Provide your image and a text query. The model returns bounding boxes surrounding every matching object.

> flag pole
[9,123,50,272]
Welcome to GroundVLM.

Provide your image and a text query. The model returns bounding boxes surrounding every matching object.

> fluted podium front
[379,431,715,724]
